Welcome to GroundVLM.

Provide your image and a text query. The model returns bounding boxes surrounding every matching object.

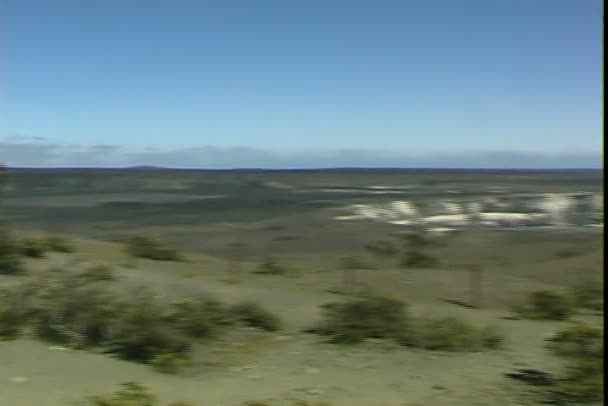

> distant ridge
[125,165,167,171]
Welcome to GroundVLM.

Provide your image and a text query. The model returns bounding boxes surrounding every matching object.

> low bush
[570,282,604,311]
[19,237,48,258]
[340,255,371,270]
[411,316,504,351]
[253,257,286,275]
[85,383,197,406]
[309,296,409,344]
[230,301,281,332]
[545,322,603,359]
[150,352,190,374]
[86,382,159,406]
[0,226,23,274]
[124,235,183,262]
[400,250,438,268]
[45,235,75,253]
[512,290,575,320]
[364,240,397,256]
[107,294,191,362]
[165,296,233,338]
[31,274,120,348]
[549,356,604,404]
[0,288,29,338]
[81,264,116,282]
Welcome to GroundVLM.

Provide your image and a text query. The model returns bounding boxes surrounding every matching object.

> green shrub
[107,294,191,362]
[570,282,604,311]
[230,301,281,332]
[400,250,437,268]
[309,296,409,344]
[412,316,503,351]
[81,264,116,282]
[19,237,48,258]
[165,296,233,338]
[549,356,604,404]
[513,290,575,320]
[86,382,159,406]
[124,235,183,262]
[545,322,603,359]
[45,235,74,253]
[253,257,286,275]
[0,288,29,338]
[364,240,397,256]
[0,226,23,274]
[31,275,120,348]
[150,352,190,374]
[340,255,372,270]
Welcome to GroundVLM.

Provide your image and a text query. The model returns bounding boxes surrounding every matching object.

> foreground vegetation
[308,296,504,351]
[0,267,281,373]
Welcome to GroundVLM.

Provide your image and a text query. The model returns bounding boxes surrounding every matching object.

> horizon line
[4,165,603,172]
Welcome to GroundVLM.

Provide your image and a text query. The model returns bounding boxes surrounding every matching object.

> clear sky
[1,0,603,168]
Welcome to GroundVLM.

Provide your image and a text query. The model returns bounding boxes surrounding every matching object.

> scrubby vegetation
[309,296,504,351]
[544,323,604,404]
[18,234,75,258]
[399,231,438,268]
[0,225,23,274]
[512,290,575,320]
[86,382,159,406]
[308,296,410,344]
[364,239,397,256]
[230,301,282,332]
[0,287,29,338]
[19,237,48,258]
[82,264,117,281]
[0,270,280,371]
[85,382,196,406]
[164,296,233,338]
[411,317,504,351]
[570,282,604,312]
[545,322,603,359]
[124,235,184,262]
[253,257,287,275]
[45,235,75,253]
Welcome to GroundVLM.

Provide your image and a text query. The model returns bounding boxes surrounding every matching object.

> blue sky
[1,0,603,168]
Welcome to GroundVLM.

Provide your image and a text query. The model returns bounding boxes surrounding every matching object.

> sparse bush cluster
[570,282,604,312]
[545,322,604,404]
[308,296,409,344]
[253,257,286,275]
[411,316,503,351]
[85,382,196,406]
[399,231,438,269]
[124,235,184,262]
[0,225,23,274]
[364,240,397,256]
[512,290,575,320]
[19,235,75,258]
[230,301,282,332]
[0,271,281,372]
[81,264,117,282]
[308,296,502,351]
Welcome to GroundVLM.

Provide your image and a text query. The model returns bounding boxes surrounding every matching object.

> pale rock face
[422,214,470,227]
[533,194,575,225]
[389,201,418,218]
[591,193,604,212]
[466,202,483,214]
[477,212,550,226]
